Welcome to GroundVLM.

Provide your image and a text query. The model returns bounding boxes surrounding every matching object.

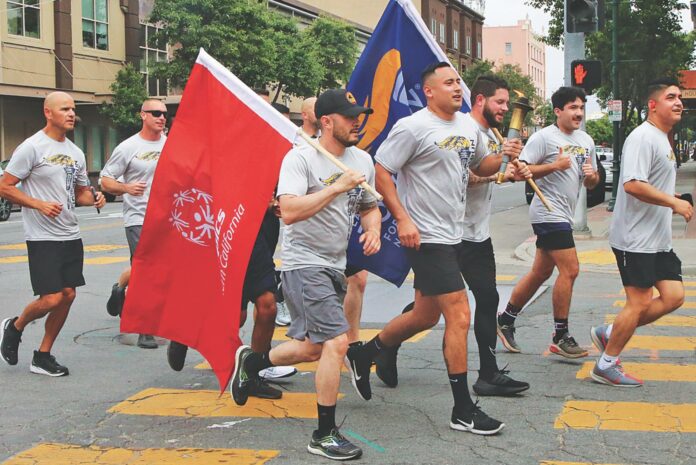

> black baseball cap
[315,89,373,118]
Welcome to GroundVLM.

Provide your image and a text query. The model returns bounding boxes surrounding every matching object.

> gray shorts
[282,267,349,344]
[125,225,142,259]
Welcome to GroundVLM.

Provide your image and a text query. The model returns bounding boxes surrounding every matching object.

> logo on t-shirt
[435,136,476,183]
[487,140,501,154]
[45,154,78,209]
[136,151,161,162]
[321,172,364,237]
[562,145,589,179]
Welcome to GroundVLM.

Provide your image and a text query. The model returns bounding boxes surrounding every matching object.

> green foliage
[99,64,148,135]
[586,116,613,145]
[304,16,359,93]
[462,59,541,129]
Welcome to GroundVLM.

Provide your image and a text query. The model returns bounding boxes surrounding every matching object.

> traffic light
[571,60,602,94]
[566,0,599,33]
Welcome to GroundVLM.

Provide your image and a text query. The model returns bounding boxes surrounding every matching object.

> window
[477,41,482,59]
[505,42,512,55]
[140,23,168,96]
[439,23,445,44]
[465,36,472,55]
[430,18,437,36]
[90,126,105,171]
[7,0,40,38]
[453,30,459,50]
[82,0,108,50]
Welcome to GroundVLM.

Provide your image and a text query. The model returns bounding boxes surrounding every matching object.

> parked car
[0,160,12,221]
[525,153,606,208]
[596,146,614,190]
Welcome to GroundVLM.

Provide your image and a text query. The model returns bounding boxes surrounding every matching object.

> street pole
[608,0,621,211]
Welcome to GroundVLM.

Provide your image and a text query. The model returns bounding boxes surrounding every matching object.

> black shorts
[27,239,85,296]
[241,233,277,309]
[405,242,467,296]
[344,265,363,278]
[533,222,575,250]
[613,248,682,289]
[460,238,497,289]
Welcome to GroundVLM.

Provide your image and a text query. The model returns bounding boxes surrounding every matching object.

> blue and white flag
[345,0,471,287]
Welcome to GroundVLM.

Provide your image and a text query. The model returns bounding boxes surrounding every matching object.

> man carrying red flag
[231,89,381,461]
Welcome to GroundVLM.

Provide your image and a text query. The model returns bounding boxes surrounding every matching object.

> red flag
[120,49,296,391]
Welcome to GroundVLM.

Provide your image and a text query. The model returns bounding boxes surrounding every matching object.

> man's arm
[375,163,420,249]
[279,169,365,225]
[624,180,693,221]
[358,205,381,256]
[582,161,600,189]
[0,172,62,217]
[526,146,571,179]
[75,185,106,208]
[100,176,147,196]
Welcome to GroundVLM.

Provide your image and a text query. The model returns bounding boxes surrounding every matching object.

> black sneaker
[106,283,126,317]
[473,368,530,396]
[345,345,372,401]
[450,403,505,435]
[30,351,69,377]
[0,317,22,366]
[137,334,158,349]
[248,376,282,399]
[497,323,521,353]
[307,428,363,461]
[167,341,188,371]
[230,345,253,406]
[374,343,400,388]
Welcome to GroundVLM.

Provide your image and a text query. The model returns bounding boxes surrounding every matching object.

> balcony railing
[453,0,485,17]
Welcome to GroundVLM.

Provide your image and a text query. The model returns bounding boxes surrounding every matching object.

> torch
[492,91,552,212]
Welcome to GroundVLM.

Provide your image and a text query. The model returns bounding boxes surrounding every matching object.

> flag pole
[297,130,383,202]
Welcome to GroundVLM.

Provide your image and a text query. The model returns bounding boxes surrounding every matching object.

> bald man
[0,91,105,377]
[301,97,320,137]
[100,99,168,349]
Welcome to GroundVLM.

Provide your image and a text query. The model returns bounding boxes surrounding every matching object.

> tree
[586,116,613,145]
[525,0,695,133]
[100,64,149,136]
[304,16,359,93]
[461,59,541,129]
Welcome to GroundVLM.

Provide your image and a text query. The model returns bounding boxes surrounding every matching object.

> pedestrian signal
[571,60,602,94]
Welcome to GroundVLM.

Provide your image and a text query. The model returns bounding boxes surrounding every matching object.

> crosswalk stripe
[604,313,696,327]
[2,443,279,465]
[624,335,696,351]
[109,388,343,419]
[554,400,696,432]
[613,300,696,309]
[576,362,696,382]
[272,327,430,342]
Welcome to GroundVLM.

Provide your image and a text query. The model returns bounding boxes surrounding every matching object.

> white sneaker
[259,365,297,379]
[275,301,291,326]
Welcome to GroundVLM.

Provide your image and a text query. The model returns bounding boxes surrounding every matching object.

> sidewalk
[513,159,696,276]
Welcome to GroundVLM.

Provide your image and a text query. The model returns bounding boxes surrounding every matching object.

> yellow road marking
[554,400,696,432]
[84,244,128,252]
[620,288,696,297]
[0,255,26,264]
[273,327,430,343]
[684,281,696,287]
[80,221,124,232]
[84,256,130,265]
[194,360,376,373]
[577,249,616,265]
[497,275,517,282]
[109,388,342,419]
[576,362,696,382]
[2,443,278,465]
[0,244,26,250]
[614,300,696,309]
[623,335,696,351]
[605,313,696,327]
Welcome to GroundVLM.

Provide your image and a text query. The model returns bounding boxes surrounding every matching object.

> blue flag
[345,0,471,287]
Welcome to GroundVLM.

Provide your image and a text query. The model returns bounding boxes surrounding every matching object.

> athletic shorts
[282,267,349,344]
[241,233,278,309]
[344,265,363,278]
[125,225,142,260]
[532,222,575,250]
[613,248,682,289]
[460,238,497,290]
[27,239,85,296]
[404,242,467,296]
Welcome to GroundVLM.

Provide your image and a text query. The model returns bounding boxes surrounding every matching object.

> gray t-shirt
[277,143,377,271]
[5,130,89,241]
[609,122,677,253]
[462,118,500,242]
[100,133,166,227]
[375,108,484,245]
[520,124,596,224]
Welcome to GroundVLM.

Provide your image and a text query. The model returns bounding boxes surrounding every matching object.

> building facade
[482,19,546,100]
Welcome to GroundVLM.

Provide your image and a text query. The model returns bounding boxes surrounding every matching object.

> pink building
[482,19,546,101]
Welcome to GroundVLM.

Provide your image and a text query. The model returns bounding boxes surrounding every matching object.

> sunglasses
[143,110,168,118]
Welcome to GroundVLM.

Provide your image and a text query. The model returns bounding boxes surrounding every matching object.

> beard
[483,105,502,129]
[334,129,358,148]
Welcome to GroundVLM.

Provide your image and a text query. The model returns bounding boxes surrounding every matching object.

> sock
[317,404,336,436]
[361,335,384,360]
[597,352,618,370]
[498,302,522,326]
[448,372,474,411]
[244,350,273,375]
[605,324,613,338]
[553,318,569,343]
